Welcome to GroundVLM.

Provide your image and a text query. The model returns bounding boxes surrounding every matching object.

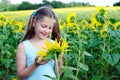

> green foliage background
[0,7,120,80]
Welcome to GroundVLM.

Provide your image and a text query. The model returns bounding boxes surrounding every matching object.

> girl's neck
[30,36,47,43]
[29,37,48,50]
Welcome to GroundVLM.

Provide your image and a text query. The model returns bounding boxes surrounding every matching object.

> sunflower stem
[55,54,60,80]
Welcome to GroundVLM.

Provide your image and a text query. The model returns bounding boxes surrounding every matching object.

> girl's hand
[35,56,49,66]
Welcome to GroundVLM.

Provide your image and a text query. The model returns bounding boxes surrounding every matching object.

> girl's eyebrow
[41,23,54,28]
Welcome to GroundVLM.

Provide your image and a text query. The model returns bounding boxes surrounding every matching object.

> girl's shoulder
[17,40,29,49]
[16,42,25,55]
[17,42,24,49]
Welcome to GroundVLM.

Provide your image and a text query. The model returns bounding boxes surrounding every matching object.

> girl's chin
[38,36,48,39]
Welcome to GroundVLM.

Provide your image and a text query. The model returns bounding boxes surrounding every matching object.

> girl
[16,7,63,80]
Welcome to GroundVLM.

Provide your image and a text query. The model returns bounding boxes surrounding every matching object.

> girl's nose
[45,28,50,33]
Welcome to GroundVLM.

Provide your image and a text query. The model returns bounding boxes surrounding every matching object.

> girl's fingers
[39,59,49,64]
[35,56,49,65]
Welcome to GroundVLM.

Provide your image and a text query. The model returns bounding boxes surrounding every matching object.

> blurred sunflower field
[0,7,120,80]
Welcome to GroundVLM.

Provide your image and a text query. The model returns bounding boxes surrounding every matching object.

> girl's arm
[16,42,38,79]
[58,55,63,70]
[58,55,64,74]
[54,55,64,76]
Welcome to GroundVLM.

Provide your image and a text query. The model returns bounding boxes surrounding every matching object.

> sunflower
[96,6,107,16]
[0,15,8,22]
[36,39,69,61]
[59,19,65,30]
[12,21,25,32]
[81,20,89,29]
[0,20,3,27]
[100,29,108,38]
[114,21,120,30]
[66,12,76,24]
[36,50,47,62]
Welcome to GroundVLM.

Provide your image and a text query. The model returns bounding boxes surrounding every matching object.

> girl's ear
[33,19,36,27]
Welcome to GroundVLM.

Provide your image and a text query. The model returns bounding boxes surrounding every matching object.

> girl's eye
[41,24,53,29]
[49,27,52,29]
[41,25,46,28]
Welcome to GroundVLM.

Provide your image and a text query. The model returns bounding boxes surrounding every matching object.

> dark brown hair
[21,6,60,42]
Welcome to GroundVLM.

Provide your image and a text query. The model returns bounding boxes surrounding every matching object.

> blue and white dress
[23,40,56,80]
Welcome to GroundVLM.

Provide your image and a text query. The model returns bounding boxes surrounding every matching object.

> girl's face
[33,17,56,40]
